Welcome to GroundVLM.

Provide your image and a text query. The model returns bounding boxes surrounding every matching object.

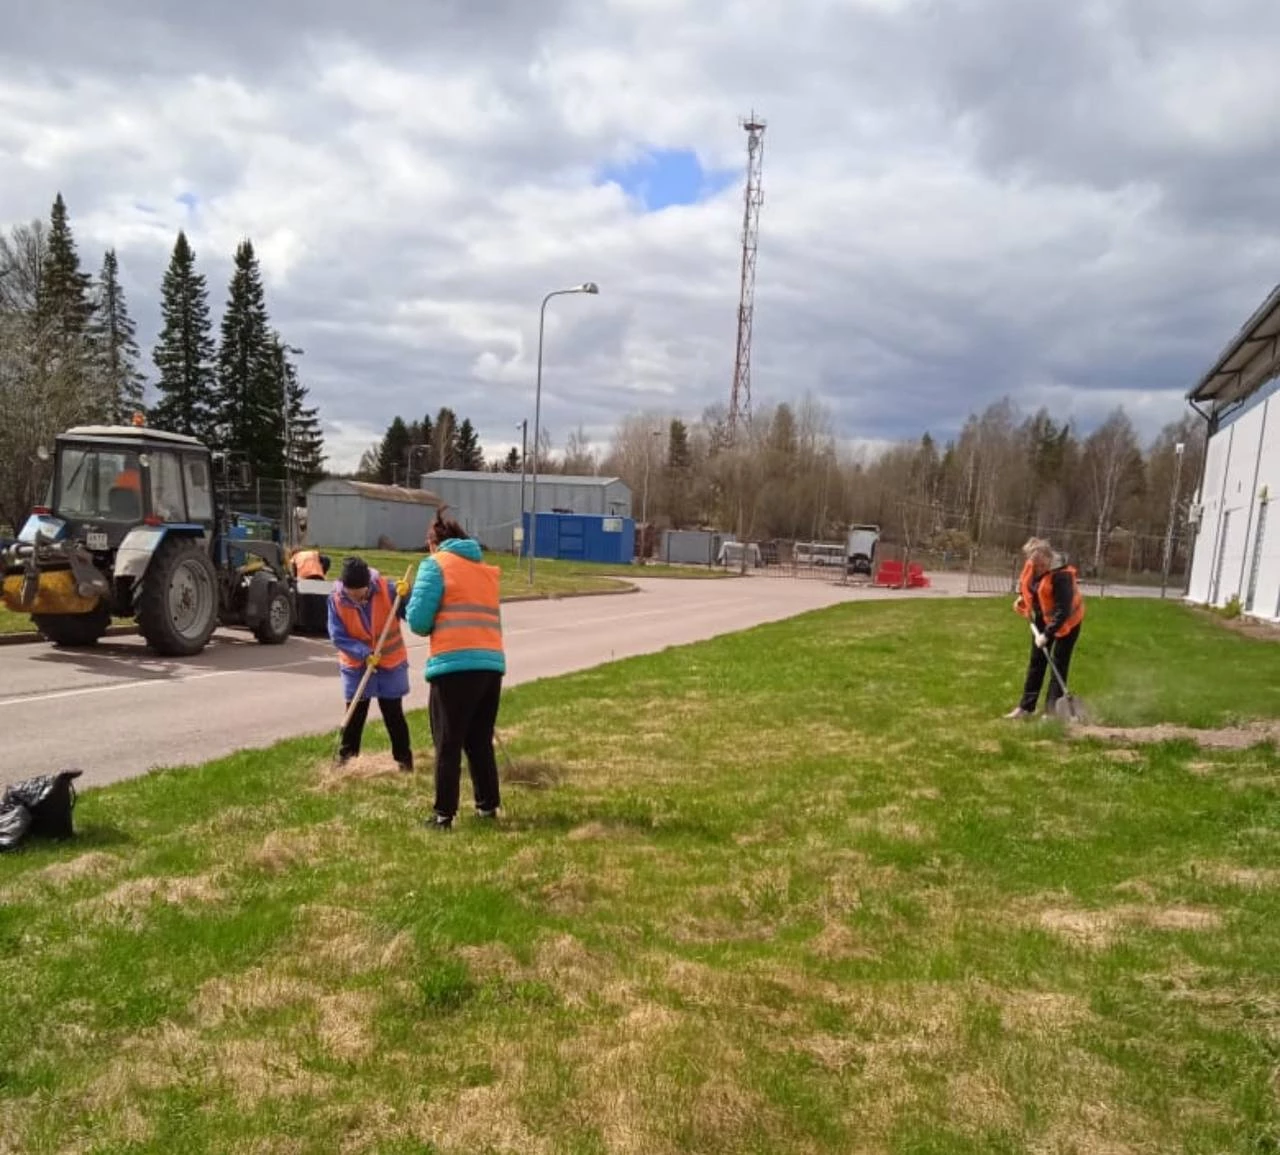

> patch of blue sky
[597,148,737,211]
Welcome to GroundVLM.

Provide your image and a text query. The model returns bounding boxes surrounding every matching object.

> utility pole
[640,428,661,562]
[1160,442,1186,598]
[517,419,528,556]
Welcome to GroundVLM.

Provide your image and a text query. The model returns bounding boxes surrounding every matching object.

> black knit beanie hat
[341,556,370,589]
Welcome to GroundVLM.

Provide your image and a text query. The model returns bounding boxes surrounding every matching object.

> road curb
[501,582,640,604]
[0,584,642,646]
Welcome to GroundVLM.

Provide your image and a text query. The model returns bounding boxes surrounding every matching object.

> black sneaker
[425,813,453,830]
[475,807,498,820]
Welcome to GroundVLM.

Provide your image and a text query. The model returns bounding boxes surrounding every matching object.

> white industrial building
[1185,284,1280,622]
[423,470,632,552]
[305,480,442,551]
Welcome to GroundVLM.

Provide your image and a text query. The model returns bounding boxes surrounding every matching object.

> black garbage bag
[0,769,84,852]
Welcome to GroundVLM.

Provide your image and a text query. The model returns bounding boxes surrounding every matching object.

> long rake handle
[340,566,414,732]
[1031,622,1072,697]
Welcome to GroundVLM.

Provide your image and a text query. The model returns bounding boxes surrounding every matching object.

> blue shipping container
[521,512,635,564]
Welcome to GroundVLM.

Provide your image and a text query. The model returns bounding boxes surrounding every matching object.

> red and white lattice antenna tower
[728,111,766,444]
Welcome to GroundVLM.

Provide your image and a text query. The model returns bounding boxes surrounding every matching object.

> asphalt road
[0,574,986,789]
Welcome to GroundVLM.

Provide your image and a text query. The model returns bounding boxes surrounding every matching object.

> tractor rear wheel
[254,586,293,645]
[33,603,112,648]
[137,537,219,657]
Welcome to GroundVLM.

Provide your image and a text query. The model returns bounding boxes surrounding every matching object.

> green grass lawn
[320,545,730,598]
[1,599,1277,1153]
[0,605,33,635]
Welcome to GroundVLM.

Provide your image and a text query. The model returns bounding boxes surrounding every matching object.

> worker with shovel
[328,556,415,771]
[1005,539,1086,721]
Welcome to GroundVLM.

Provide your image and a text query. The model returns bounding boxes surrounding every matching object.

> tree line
[0,193,325,531]
[593,397,1207,578]
[353,410,488,487]
[357,394,1203,576]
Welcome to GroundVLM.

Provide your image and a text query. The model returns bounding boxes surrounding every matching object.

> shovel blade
[1054,696,1087,723]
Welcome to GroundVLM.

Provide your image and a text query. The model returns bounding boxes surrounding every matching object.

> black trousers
[340,696,413,768]
[428,670,503,818]
[1019,624,1081,713]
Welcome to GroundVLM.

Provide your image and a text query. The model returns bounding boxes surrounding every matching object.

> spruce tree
[90,249,146,423]
[151,231,217,439]
[418,414,435,473]
[215,239,278,475]
[377,418,413,485]
[455,417,484,470]
[503,447,521,473]
[274,335,326,490]
[433,407,459,470]
[38,193,98,418]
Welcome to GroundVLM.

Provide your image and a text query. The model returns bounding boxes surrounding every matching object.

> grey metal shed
[423,470,633,552]
[305,479,443,550]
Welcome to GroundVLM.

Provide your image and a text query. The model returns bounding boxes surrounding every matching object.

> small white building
[1185,284,1280,622]
[423,470,633,552]
[305,480,443,551]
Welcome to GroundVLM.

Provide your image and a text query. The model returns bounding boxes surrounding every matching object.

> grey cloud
[2,0,579,78]
[5,0,1278,469]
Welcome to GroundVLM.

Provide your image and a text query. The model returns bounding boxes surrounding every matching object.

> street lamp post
[640,429,662,562]
[528,283,599,585]
[1160,441,1186,599]
[517,419,528,556]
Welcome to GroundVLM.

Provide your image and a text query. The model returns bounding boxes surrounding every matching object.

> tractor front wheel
[33,603,112,648]
[254,587,293,645]
[137,537,219,657]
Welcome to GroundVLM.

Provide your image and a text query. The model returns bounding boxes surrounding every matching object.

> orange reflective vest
[113,468,141,492]
[291,549,325,579]
[332,579,408,670]
[1035,564,1085,638]
[1014,559,1036,619]
[430,551,503,658]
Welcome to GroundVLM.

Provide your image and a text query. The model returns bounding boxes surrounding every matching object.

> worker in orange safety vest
[405,512,506,830]
[1005,538,1085,720]
[327,556,414,771]
[290,548,330,579]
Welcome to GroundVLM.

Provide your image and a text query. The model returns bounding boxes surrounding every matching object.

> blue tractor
[0,421,296,656]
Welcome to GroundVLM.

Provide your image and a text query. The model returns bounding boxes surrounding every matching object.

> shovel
[334,565,414,763]
[1031,622,1088,723]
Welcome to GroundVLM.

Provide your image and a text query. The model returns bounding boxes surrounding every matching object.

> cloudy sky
[4,0,1279,472]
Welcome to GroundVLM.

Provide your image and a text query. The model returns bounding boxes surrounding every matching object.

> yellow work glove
[396,580,410,600]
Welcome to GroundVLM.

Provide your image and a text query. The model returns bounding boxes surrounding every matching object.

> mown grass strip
[0,597,1276,1153]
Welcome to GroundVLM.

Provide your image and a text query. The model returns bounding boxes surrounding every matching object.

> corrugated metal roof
[317,480,443,505]
[424,470,623,487]
[1188,283,1280,408]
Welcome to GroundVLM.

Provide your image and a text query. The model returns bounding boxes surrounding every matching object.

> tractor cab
[21,425,216,555]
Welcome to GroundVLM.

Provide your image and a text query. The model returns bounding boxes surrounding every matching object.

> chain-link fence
[963,526,1193,598]
[667,523,1190,601]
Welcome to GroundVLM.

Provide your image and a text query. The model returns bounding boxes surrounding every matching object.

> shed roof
[1188,283,1280,409]
[424,470,624,488]
[312,479,443,505]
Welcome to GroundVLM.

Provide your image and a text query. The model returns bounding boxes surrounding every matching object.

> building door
[1211,509,1232,605]
[1245,499,1268,612]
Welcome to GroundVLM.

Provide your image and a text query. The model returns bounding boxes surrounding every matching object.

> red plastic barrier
[873,560,931,588]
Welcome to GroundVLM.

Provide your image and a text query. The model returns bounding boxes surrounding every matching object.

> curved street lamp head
[579,282,599,294]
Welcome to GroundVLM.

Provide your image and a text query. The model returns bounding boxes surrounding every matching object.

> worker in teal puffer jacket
[406,512,507,829]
